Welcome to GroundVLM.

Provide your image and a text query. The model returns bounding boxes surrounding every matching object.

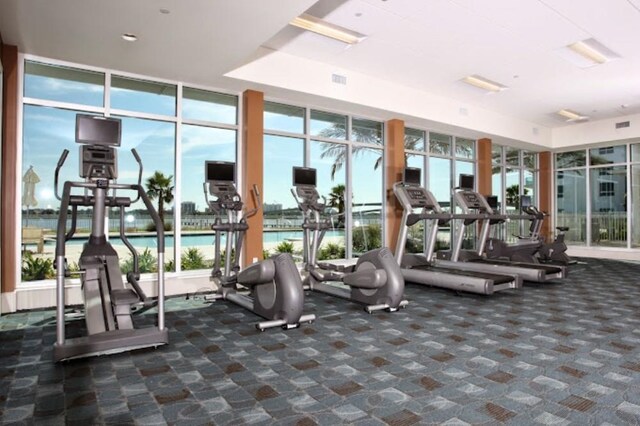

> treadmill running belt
[470,259,562,274]
[411,265,514,284]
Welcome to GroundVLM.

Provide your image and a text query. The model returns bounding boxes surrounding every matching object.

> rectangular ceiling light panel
[558,38,620,68]
[557,109,588,121]
[461,75,507,92]
[290,13,367,45]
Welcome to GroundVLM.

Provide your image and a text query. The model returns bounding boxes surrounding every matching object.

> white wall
[227,48,553,148]
[552,112,640,149]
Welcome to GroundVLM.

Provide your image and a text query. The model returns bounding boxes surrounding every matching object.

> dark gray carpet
[1,258,640,425]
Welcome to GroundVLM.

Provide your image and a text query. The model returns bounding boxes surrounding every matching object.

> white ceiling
[1,0,639,131]
[265,0,640,128]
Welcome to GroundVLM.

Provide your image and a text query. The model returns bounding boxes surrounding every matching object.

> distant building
[181,202,196,215]
[264,203,282,213]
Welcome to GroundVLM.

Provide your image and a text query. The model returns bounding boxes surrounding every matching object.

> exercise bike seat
[111,289,140,306]
[556,226,569,232]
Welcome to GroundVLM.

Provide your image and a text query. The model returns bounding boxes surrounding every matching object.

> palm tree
[319,123,382,179]
[146,171,174,225]
[328,184,346,227]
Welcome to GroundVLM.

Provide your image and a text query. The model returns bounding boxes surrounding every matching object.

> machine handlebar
[54,149,70,201]
[130,148,143,203]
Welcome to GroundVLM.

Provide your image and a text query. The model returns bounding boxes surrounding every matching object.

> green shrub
[181,247,208,271]
[164,259,175,272]
[21,252,55,281]
[120,248,157,274]
[318,242,345,260]
[262,249,271,259]
[352,224,382,254]
[145,222,173,232]
[275,241,294,254]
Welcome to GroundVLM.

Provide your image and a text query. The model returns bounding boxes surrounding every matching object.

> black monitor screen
[520,195,532,209]
[486,195,499,209]
[293,167,316,186]
[76,115,121,146]
[459,174,474,190]
[403,167,421,186]
[206,161,235,182]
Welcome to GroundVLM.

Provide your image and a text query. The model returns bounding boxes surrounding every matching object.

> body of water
[46,230,345,248]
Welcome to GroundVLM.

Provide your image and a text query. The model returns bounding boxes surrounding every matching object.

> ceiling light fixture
[461,75,507,92]
[557,109,588,122]
[121,33,138,42]
[566,38,619,65]
[289,13,366,44]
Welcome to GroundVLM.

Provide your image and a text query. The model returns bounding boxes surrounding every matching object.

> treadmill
[436,174,566,282]
[393,168,521,295]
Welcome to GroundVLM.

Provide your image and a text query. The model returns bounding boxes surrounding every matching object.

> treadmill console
[459,190,489,211]
[405,186,438,209]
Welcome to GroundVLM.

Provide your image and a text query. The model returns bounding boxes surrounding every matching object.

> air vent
[332,73,347,85]
[616,121,630,129]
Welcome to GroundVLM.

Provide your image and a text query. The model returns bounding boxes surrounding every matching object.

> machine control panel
[458,190,490,212]
[80,145,117,179]
[404,186,438,209]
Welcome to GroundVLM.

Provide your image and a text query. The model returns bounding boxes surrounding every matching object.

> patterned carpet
[1,258,640,425]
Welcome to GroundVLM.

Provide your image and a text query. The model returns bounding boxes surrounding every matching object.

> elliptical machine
[522,206,574,265]
[204,161,315,331]
[291,167,407,313]
[53,114,168,362]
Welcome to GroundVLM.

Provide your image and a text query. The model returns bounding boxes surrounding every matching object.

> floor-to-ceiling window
[632,144,640,248]
[20,57,238,281]
[262,103,385,259]
[492,146,539,242]
[556,142,637,248]
[404,128,477,253]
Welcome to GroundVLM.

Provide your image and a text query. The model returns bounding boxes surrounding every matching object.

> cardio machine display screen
[459,174,474,190]
[76,115,121,146]
[206,161,235,182]
[403,167,421,186]
[293,167,316,186]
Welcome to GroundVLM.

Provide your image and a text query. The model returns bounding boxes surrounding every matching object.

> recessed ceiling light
[557,109,589,122]
[461,75,507,92]
[561,38,619,67]
[290,13,367,44]
[121,33,138,42]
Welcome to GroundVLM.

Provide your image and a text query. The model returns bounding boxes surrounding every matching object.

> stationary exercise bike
[204,161,315,331]
[522,205,574,265]
[291,167,407,313]
[53,114,168,362]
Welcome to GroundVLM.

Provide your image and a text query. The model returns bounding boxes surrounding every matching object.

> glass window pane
[632,165,640,248]
[556,150,586,168]
[264,102,304,133]
[352,118,383,145]
[632,144,640,162]
[556,169,586,245]
[429,132,451,156]
[589,145,626,165]
[523,151,537,169]
[182,88,237,124]
[405,128,425,151]
[523,170,536,205]
[352,148,383,255]
[311,141,347,256]
[505,168,521,213]
[405,155,425,253]
[492,145,502,165]
[180,125,236,270]
[263,135,304,255]
[114,116,177,271]
[24,61,104,107]
[22,106,81,280]
[492,165,503,212]
[111,76,176,116]
[310,110,346,140]
[505,147,520,166]
[429,157,451,211]
[429,157,451,250]
[455,137,475,159]
[590,166,627,247]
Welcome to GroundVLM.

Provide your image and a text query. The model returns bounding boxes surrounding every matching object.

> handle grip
[54,149,70,201]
